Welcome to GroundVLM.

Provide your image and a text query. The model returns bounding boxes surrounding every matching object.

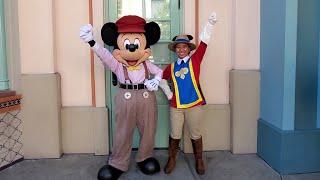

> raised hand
[79,24,94,43]
[200,11,218,44]
[208,11,217,25]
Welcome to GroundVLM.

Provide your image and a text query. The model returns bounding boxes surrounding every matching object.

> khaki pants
[170,105,204,140]
[108,88,157,171]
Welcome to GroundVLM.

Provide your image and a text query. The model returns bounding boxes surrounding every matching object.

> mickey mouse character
[80,15,162,180]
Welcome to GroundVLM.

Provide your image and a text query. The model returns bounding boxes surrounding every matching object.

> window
[0,0,8,90]
[116,0,171,40]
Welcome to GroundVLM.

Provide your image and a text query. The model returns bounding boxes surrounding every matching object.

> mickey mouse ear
[144,21,161,46]
[187,35,193,41]
[101,22,119,46]
[172,36,178,41]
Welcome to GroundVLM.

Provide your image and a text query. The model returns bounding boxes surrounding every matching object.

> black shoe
[137,157,160,175]
[97,165,124,180]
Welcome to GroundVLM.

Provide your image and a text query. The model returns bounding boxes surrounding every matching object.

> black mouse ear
[187,35,193,41]
[101,22,118,46]
[144,21,161,46]
[172,35,178,41]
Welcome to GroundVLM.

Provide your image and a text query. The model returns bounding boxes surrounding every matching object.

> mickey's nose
[126,44,138,52]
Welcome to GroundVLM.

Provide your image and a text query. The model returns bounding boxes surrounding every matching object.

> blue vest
[171,59,203,108]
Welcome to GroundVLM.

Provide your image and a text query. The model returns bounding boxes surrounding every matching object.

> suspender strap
[122,65,132,84]
[142,61,150,80]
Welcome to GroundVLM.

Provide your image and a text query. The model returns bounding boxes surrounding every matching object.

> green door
[0,0,9,90]
[105,0,182,148]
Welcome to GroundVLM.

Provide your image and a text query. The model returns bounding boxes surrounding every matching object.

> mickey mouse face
[116,33,147,66]
[101,16,161,67]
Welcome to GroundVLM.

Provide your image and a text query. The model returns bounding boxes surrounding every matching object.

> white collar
[177,55,190,65]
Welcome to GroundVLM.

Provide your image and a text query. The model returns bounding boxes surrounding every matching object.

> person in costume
[80,15,162,180]
[160,11,217,175]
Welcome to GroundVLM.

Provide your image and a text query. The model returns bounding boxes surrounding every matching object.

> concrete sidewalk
[0,150,319,180]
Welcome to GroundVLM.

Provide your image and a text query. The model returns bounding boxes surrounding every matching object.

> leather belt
[119,83,146,90]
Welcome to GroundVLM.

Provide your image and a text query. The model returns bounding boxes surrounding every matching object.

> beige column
[229,0,260,154]
[18,0,62,158]
[21,74,62,158]
[230,70,260,154]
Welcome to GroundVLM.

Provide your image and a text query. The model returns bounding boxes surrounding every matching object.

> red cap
[116,15,146,33]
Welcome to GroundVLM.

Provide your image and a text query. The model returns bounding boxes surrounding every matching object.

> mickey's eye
[134,39,140,49]
[124,39,130,50]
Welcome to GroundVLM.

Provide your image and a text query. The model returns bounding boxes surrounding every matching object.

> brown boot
[191,137,205,175]
[164,136,180,174]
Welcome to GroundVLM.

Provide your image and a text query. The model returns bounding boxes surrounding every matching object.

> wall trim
[258,119,320,174]
[61,106,109,155]
[21,73,62,159]
[230,70,260,154]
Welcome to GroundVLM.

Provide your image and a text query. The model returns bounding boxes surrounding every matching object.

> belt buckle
[133,84,139,90]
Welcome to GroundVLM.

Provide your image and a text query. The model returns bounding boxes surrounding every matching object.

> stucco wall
[18,0,56,74]
[55,0,105,107]
[17,0,105,107]
[183,0,260,153]
[185,0,259,104]
[17,0,260,107]
[184,0,231,104]
[232,0,260,70]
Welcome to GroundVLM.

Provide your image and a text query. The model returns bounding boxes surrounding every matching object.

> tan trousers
[170,105,204,140]
[108,88,157,171]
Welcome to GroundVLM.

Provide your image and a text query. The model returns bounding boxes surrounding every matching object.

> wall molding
[258,119,320,174]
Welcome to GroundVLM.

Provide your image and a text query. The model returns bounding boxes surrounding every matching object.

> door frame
[104,0,184,149]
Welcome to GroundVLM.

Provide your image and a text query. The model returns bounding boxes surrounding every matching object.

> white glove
[159,79,173,100]
[144,76,161,91]
[199,11,217,44]
[208,11,217,25]
[79,24,94,43]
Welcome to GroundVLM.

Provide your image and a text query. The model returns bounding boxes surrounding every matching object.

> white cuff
[159,79,173,100]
